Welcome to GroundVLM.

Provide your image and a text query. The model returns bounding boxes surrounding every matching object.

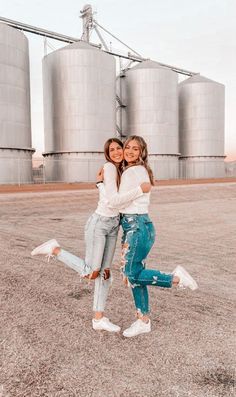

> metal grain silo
[43,41,116,182]
[0,23,34,184]
[179,74,225,178]
[122,60,179,179]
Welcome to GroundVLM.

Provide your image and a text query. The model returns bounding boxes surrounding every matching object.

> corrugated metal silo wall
[179,75,225,178]
[0,23,34,184]
[122,61,179,180]
[43,42,116,182]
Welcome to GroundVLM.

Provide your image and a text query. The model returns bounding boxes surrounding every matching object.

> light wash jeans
[57,212,120,312]
[121,214,173,315]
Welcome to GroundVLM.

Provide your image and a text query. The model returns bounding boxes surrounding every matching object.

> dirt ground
[0,177,236,194]
[0,183,235,397]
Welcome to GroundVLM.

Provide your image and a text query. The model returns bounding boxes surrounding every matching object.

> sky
[1,0,236,160]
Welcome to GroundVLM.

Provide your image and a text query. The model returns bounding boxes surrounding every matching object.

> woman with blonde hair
[98,135,198,337]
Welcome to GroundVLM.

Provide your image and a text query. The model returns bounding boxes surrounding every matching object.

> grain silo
[179,75,225,178]
[42,41,116,182]
[121,60,179,179]
[0,23,34,184]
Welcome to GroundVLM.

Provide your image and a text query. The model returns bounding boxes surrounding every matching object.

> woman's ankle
[94,312,104,320]
[141,316,150,324]
[52,247,61,256]
[173,275,180,285]
[137,313,150,323]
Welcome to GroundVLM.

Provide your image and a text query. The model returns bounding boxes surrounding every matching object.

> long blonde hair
[123,135,155,185]
[104,138,123,187]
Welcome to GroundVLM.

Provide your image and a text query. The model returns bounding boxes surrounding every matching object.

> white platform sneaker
[31,239,60,259]
[92,317,121,332]
[173,265,198,291]
[123,319,151,338]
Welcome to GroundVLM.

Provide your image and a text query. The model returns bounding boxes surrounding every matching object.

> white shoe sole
[123,328,151,338]
[123,327,151,338]
[93,326,121,332]
[92,320,121,333]
[31,239,59,256]
[176,265,198,290]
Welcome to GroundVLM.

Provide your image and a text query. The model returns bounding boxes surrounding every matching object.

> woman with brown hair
[31,138,150,332]
[98,135,198,337]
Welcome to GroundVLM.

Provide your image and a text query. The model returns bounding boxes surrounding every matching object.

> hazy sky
[1,0,236,160]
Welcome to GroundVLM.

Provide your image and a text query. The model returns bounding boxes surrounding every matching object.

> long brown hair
[123,135,155,185]
[104,138,123,187]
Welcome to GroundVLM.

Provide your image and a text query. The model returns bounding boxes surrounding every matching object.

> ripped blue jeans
[57,213,120,312]
[121,214,173,315]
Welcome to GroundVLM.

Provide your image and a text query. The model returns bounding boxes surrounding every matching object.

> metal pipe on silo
[121,60,180,179]
[179,75,225,178]
[42,41,116,182]
[0,23,34,184]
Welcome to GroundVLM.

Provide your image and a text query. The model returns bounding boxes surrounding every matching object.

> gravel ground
[0,177,236,194]
[0,183,235,397]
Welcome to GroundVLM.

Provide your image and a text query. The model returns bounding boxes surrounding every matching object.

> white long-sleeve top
[95,162,143,217]
[113,165,150,214]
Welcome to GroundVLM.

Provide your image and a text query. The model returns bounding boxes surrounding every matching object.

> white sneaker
[92,317,121,332]
[31,239,60,257]
[173,265,198,291]
[123,319,151,338]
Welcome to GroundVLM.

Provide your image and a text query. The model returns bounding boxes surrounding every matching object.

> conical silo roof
[130,60,164,71]
[179,74,224,86]
[58,40,97,51]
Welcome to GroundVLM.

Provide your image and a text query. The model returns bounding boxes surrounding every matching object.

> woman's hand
[141,182,151,193]
[96,167,104,182]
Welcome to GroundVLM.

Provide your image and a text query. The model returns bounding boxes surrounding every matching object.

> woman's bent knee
[127,275,139,286]
[103,268,111,280]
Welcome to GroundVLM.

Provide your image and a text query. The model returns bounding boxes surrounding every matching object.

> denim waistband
[95,212,120,220]
[120,213,150,222]
[120,213,148,218]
